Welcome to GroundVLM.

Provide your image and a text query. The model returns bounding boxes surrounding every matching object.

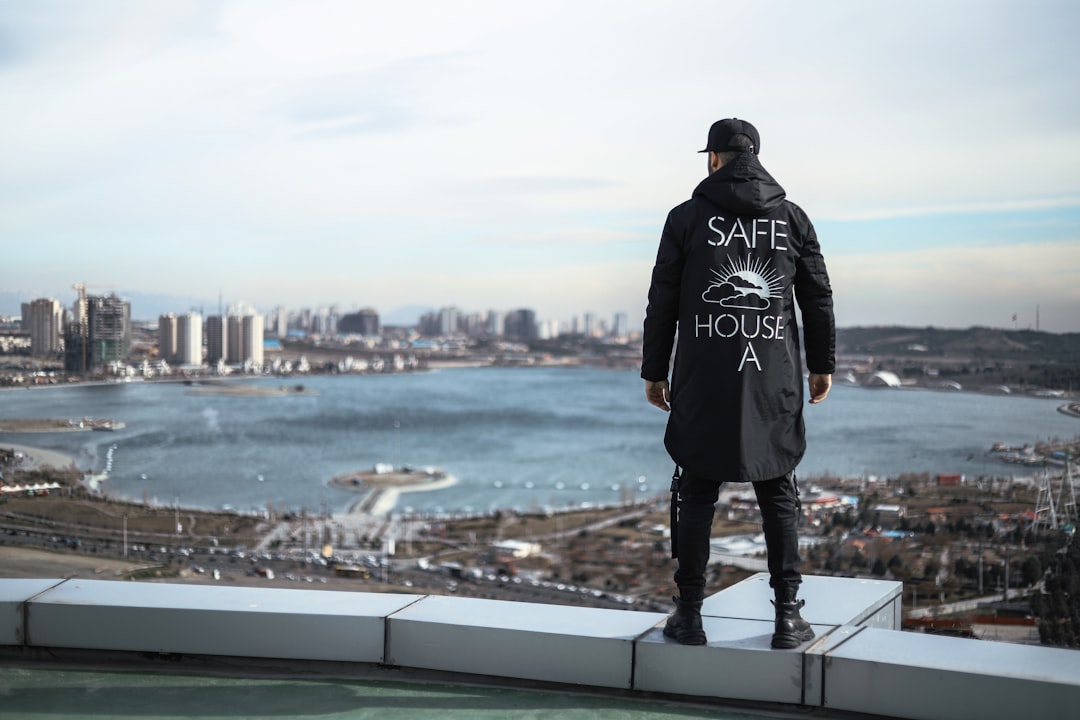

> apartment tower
[159,313,178,363]
[23,298,64,358]
[176,313,203,366]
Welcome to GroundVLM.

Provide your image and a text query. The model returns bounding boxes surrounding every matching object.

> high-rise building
[297,308,312,333]
[176,313,203,366]
[583,312,597,338]
[486,309,504,337]
[226,313,264,368]
[72,293,88,336]
[537,319,559,340]
[460,312,483,337]
[612,312,629,340]
[438,307,459,336]
[65,293,130,372]
[327,305,342,335]
[205,316,227,365]
[23,298,64,358]
[504,308,537,341]
[273,306,288,339]
[242,314,264,369]
[338,308,380,336]
[88,294,131,367]
[226,315,243,364]
[64,328,87,374]
[159,313,178,362]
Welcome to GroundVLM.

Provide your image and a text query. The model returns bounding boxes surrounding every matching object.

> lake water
[0,367,1075,515]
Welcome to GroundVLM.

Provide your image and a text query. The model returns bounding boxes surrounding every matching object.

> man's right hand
[645,380,670,412]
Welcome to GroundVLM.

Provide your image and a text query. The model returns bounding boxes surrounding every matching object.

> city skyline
[7,284,631,335]
[2,2,1079,332]
[1,280,1068,337]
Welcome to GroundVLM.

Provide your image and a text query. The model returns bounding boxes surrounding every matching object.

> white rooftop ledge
[24,579,423,663]
[822,626,1080,720]
[703,572,902,629]
[1,574,1078,719]
[388,594,666,689]
[0,578,64,645]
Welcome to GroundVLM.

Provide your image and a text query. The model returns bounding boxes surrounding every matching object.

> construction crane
[71,282,115,304]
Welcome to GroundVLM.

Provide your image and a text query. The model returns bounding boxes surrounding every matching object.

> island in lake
[184,382,318,397]
[330,464,454,491]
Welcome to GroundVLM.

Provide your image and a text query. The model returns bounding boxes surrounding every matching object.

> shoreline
[0,442,79,472]
[2,365,1077,402]
[0,417,124,432]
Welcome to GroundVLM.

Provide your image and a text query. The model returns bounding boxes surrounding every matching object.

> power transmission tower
[1033,467,1058,533]
[1034,460,1078,532]
[1054,459,1077,528]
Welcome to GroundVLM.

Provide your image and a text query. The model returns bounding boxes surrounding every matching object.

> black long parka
[641,151,835,482]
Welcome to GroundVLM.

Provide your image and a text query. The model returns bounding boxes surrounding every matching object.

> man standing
[641,118,834,648]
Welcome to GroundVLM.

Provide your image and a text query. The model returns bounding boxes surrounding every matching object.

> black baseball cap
[699,118,760,155]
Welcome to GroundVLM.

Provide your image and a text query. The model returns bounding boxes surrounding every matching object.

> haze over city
[2,0,1078,331]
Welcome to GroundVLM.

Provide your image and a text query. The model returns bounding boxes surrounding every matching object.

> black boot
[666,481,714,647]
[664,595,706,645]
[771,588,814,649]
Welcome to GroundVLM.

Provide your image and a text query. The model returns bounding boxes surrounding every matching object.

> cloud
[463,177,621,195]
[2,1,1079,332]
[827,238,1080,332]
[820,196,1080,223]
[472,228,644,247]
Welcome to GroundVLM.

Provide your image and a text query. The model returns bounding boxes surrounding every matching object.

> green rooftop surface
[0,667,801,720]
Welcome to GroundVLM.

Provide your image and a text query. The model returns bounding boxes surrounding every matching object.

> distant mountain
[837,326,1080,364]
[381,305,434,327]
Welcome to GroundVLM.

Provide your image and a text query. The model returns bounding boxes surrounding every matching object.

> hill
[836,326,1080,391]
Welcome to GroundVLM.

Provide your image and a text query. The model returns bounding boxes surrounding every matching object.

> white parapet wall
[1,574,1078,720]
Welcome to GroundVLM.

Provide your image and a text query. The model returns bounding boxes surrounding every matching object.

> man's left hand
[808,373,832,404]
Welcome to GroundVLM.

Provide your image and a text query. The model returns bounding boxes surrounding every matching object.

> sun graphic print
[702,255,785,310]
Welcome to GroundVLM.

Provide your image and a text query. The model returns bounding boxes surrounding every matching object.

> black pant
[674,470,803,598]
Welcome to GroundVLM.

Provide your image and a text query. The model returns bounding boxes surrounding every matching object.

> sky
[1,0,1079,332]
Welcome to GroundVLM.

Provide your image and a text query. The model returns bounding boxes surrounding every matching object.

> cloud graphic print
[702,256,785,310]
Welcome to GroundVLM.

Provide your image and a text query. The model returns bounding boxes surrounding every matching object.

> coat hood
[692,152,786,217]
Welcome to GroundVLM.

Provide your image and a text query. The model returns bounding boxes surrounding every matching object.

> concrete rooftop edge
[1,574,1079,720]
